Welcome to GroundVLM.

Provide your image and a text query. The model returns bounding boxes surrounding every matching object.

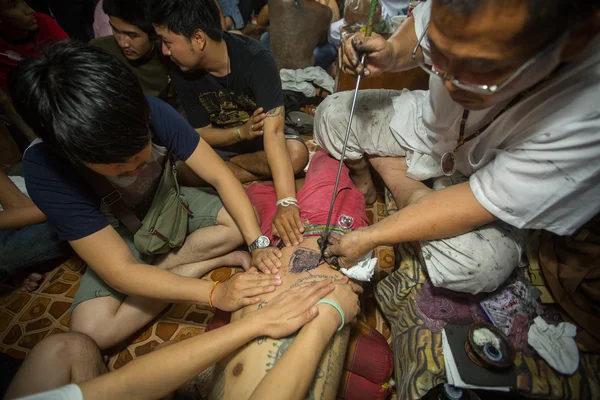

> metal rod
[321,54,366,248]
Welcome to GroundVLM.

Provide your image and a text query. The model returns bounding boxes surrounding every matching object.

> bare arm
[387,14,423,72]
[195,124,240,147]
[79,281,334,400]
[0,170,47,229]
[195,108,265,148]
[0,207,47,229]
[186,138,263,245]
[325,182,497,267]
[0,170,33,209]
[341,14,423,77]
[248,306,340,400]
[249,283,359,400]
[0,88,36,142]
[70,225,216,304]
[262,106,296,201]
[370,182,496,245]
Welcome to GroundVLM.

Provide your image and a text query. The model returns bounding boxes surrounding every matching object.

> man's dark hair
[103,0,155,35]
[148,0,223,41]
[434,0,600,56]
[9,41,151,165]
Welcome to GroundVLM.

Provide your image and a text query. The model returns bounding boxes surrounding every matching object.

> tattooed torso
[206,237,349,400]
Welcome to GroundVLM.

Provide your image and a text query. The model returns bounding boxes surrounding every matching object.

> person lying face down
[191,149,368,399]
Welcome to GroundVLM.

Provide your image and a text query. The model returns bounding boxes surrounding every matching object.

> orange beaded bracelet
[208,281,220,308]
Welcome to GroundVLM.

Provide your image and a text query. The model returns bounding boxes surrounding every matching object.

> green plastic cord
[365,0,379,37]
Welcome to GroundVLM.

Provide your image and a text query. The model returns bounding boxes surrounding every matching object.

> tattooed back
[208,237,350,400]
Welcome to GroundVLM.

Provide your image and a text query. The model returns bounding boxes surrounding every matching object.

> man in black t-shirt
[149,0,310,249]
[11,42,284,350]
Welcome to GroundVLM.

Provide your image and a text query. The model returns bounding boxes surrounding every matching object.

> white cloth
[398,1,600,236]
[279,67,335,98]
[341,252,377,281]
[528,317,579,375]
[16,384,83,400]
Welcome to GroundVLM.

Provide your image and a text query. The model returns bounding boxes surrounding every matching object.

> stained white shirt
[391,1,600,236]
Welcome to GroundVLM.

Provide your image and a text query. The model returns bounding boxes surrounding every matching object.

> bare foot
[20,273,43,292]
[347,158,377,205]
[352,170,377,205]
[222,250,252,271]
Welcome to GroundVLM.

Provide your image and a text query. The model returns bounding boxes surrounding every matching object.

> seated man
[317,0,600,295]
[198,149,368,399]
[149,0,310,249]
[10,41,283,350]
[90,0,174,102]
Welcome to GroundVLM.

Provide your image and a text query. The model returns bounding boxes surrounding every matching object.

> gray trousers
[315,89,525,294]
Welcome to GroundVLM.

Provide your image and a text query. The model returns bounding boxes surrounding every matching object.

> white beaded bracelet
[276,197,299,207]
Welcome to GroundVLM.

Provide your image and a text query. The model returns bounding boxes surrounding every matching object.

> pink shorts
[246,150,369,243]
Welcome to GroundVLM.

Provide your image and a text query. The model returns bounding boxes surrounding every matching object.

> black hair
[103,0,155,35]
[148,0,223,42]
[9,41,151,165]
[434,0,600,56]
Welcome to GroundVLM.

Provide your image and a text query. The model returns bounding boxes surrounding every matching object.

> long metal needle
[320,54,366,265]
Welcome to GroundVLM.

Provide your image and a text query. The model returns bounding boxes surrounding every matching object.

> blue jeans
[260,32,338,70]
[0,222,70,279]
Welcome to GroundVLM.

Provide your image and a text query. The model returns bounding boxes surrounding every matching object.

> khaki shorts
[71,187,224,312]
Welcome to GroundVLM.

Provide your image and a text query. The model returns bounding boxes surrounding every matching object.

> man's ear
[191,29,207,51]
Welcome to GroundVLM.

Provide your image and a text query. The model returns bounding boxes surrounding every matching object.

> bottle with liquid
[407,0,420,16]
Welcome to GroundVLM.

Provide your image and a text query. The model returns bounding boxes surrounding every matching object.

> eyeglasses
[411,26,567,95]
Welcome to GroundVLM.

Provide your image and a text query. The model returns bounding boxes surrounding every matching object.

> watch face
[257,235,270,248]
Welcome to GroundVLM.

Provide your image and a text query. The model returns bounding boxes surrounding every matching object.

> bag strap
[78,167,143,234]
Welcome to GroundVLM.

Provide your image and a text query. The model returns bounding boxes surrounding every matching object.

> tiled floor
[0,196,394,370]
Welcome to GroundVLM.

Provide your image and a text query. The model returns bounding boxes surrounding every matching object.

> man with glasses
[316,0,600,295]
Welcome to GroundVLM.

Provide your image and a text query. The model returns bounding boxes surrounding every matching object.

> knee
[34,332,99,361]
[423,228,521,294]
[287,141,309,175]
[315,94,343,129]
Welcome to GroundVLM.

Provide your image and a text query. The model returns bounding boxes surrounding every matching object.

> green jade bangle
[315,299,345,331]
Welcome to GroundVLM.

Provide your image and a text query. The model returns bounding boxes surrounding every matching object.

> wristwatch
[248,235,271,252]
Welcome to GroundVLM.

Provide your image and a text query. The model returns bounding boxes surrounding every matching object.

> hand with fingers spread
[272,204,305,247]
[341,31,395,78]
[323,228,375,269]
[211,272,283,312]
[241,107,266,140]
[251,246,283,274]
[251,279,336,338]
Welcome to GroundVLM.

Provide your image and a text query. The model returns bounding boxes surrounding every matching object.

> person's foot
[20,273,43,292]
[347,158,377,205]
[352,171,377,205]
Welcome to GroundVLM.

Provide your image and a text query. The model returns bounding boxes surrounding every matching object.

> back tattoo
[289,248,322,274]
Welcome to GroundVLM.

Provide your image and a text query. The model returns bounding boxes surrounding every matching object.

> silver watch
[248,235,270,252]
